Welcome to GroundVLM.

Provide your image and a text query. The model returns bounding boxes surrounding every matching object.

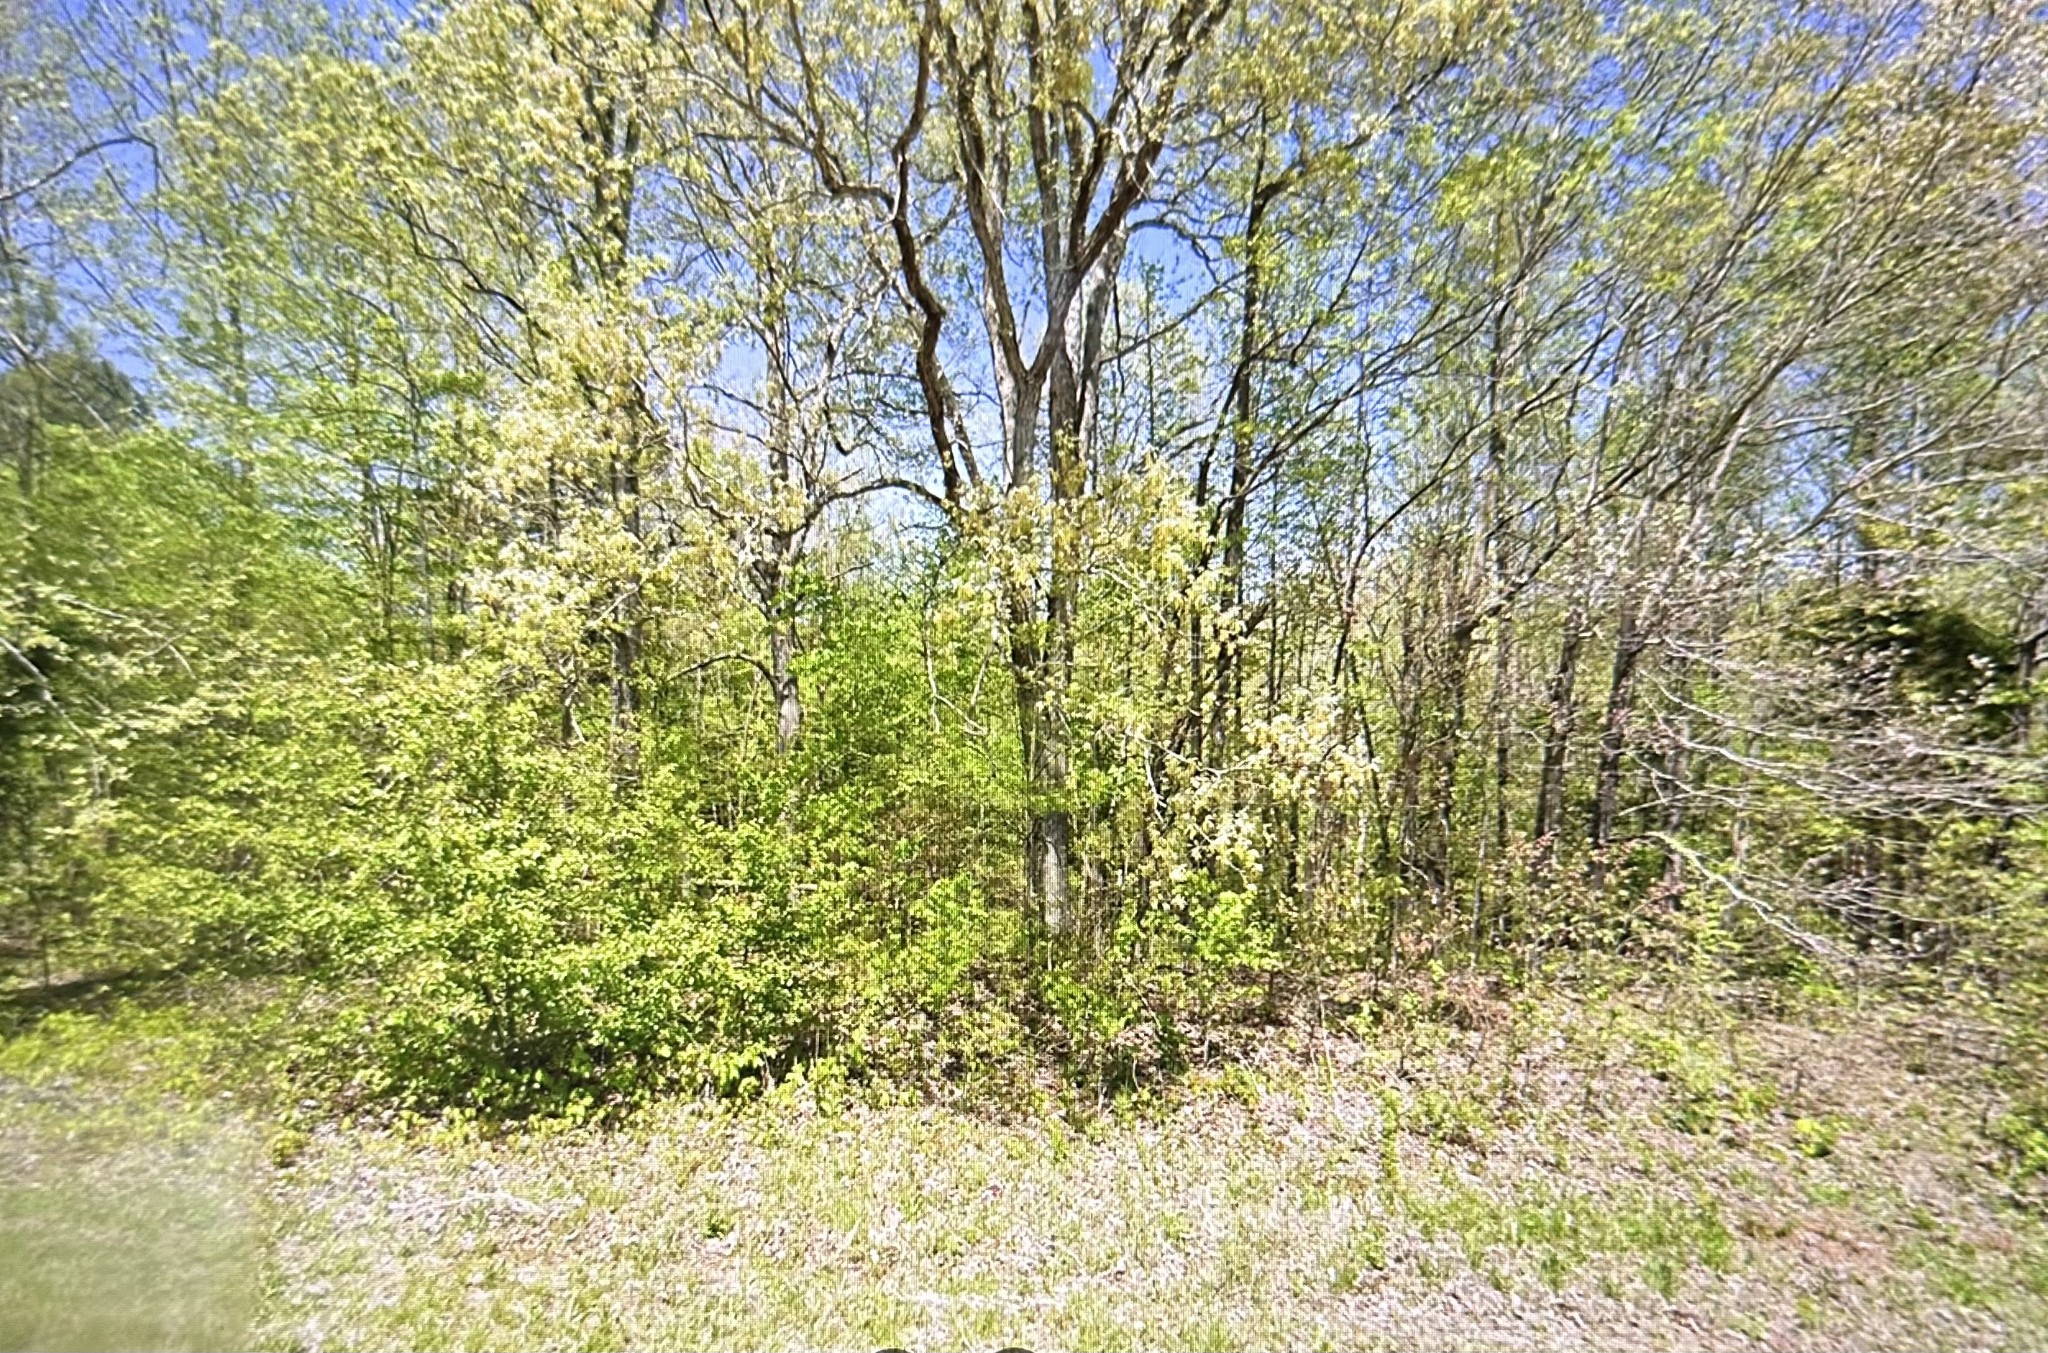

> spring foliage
[2,0,2045,1112]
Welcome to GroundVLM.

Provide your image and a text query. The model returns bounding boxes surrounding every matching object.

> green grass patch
[0,1088,261,1352]
[1404,1183,1735,1293]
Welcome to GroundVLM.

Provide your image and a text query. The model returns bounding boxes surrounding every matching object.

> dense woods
[3,0,2045,1115]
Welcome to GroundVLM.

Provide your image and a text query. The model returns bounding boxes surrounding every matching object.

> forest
[3,0,2048,1344]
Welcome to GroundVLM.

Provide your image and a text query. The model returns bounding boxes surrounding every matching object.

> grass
[0,1088,261,1352]
[2,976,2047,1350]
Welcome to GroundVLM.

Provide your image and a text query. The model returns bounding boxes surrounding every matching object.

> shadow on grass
[0,967,201,1039]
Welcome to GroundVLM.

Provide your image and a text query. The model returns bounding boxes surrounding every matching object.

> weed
[268,1125,311,1168]
[1989,1091,2048,1180]
[1632,1026,1778,1134]
[1218,1064,1265,1107]
[1792,1114,1847,1158]
[1906,1239,1993,1308]
[1376,1086,1404,1186]
[1410,1086,1490,1150]
[1330,1225,1389,1292]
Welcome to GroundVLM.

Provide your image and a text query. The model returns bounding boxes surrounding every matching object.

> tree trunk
[1391,598,1424,877]
[1211,161,1275,763]
[1424,612,1476,893]
[605,439,645,790]
[1588,602,1647,878]
[1491,613,1513,855]
[1533,608,1585,853]
[770,624,802,755]
[2017,608,2047,750]
[1009,583,1074,936]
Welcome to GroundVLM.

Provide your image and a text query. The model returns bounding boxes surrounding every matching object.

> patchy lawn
[5,980,2046,1351]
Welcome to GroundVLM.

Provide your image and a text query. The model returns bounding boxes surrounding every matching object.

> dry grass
[4,979,2045,1351]
[255,983,2048,1350]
